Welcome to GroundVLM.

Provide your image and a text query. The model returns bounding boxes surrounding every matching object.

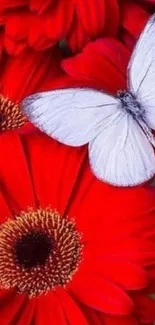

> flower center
[0,208,83,298]
[0,94,27,131]
[14,231,53,269]
[117,90,145,120]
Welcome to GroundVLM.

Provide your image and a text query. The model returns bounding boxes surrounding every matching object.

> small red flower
[0,131,155,323]
[0,0,120,55]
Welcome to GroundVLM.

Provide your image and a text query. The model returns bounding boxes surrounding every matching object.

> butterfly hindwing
[89,112,155,186]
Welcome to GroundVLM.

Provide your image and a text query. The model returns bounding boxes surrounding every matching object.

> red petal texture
[120,2,150,50]
[62,37,130,94]
[44,0,74,42]
[74,0,106,38]
[30,0,55,14]
[69,274,134,315]
[0,0,27,10]
[132,294,155,324]
[0,47,61,102]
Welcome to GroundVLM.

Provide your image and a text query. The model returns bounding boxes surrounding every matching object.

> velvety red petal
[4,37,27,56]
[62,38,129,93]
[104,0,120,36]
[22,133,86,214]
[0,47,61,101]
[35,292,67,325]
[0,0,27,11]
[84,239,155,272]
[28,16,56,51]
[0,132,36,213]
[82,306,102,325]
[5,12,31,42]
[74,0,106,38]
[0,289,26,325]
[100,314,139,325]
[67,18,89,53]
[83,259,148,290]
[56,288,90,325]
[11,299,36,325]
[132,294,155,324]
[0,192,12,223]
[70,274,134,315]
[30,0,55,14]
[121,2,149,43]
[44,0,73,42]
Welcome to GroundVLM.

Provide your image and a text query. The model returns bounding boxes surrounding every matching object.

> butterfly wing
[89,112,155,186]
[21,88,117,146]
[128,14,155,130]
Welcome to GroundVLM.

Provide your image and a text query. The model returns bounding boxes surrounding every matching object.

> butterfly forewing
[22,88,118,146]
[128,14,155,131]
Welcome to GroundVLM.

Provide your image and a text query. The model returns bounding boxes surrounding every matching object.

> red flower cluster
[0,0,120,56]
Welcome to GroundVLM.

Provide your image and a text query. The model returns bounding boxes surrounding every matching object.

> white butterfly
[21,15,155,187]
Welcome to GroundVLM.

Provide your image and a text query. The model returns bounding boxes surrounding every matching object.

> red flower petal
[82,306,102,325]
[62,38,129,93]
[4,37,27,56]
[66,17,89,53]
[70,275,134,315]
[30,0,55,14]
[44,0,74,42]
[0,132,36,213]
[104,0,120,36]
[84,260,148,290]
[100,314,138,325]
[28,16,56,51]
[35,292,67,325]
[0,193,12,223]
[132,294,155,324]
[56,288,90,325]
[5,11,31,42]
[0,289,26,324]
[74,0,106,39]
[22,133,86,214]
[0,47,61,101]
[12,299,35,325]
[120,2,149,44]
[0,0,27,11]
[85,239,155,267]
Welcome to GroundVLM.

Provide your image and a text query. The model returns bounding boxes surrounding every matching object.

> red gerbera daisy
[0,0,120,55]
[0,131,155,324]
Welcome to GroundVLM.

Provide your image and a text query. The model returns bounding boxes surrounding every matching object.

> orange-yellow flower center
[0,208,83,298]
[0,94,27,131]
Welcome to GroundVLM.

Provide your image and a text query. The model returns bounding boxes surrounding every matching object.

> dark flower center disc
[14,231,53,269]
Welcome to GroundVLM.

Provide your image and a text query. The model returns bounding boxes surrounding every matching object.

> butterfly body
[117,90,144,120]
[22,15,155,187]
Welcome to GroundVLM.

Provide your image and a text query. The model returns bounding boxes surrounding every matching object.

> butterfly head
[117,90,145,121]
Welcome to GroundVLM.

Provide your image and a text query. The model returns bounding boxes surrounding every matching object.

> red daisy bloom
[0,131,155,324]
[0,46,61,134]
[0,0,120,55]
